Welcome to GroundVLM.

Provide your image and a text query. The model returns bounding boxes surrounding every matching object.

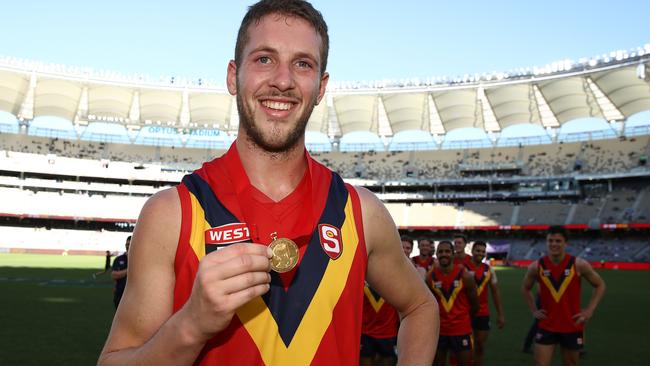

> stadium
[1,39,650,364]
[1,45,650,261]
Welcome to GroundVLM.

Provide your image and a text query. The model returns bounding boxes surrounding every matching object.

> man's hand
[180,243,273,343]
[497,314,505,329]
[533,309,547,320]
[572,308,594,324]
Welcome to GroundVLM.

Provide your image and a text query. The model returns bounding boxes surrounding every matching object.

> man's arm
[521,262,546,320]
[111,258,127,280]
[573,257,606,324]
[462,271,479,317]
[415,266,427,281]
[98,188,272,365]
[110,269,127,280]
[488,269,505,328]
[357,187,438,366]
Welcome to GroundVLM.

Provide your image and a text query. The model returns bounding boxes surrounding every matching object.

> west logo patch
[205,223,251,250]
[319,224,342,259]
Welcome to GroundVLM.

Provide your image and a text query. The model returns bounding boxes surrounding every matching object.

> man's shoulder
[113,254,128,268]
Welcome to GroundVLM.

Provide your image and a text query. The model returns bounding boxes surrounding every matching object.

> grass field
[0,253,648,365]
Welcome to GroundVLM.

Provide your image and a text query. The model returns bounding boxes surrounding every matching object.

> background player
[452,233,472,267]
[412,238,435,271]
[465,240,505,366]
[428,241,479,366]
[361,283,399,366]
[402,237,426,279]
[521,226,606,366]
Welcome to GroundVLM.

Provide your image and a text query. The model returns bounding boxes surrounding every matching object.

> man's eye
[297,61,312,69]
[258,56,271,64]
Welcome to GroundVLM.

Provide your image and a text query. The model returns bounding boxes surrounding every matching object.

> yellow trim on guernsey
[364,286,385,313]
[539,264,575,303]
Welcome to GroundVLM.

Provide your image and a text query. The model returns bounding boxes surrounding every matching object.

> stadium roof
[1,49,649,138]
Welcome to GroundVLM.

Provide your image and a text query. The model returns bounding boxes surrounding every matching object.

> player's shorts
[535,328,584,350]
[437,334,472,352]
[472,316,490,331]
[360,334,397,358]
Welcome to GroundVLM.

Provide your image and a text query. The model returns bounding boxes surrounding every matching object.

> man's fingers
[219,271,272,295]
[573,312,586,324]
[204,243,273,264]
[200,253,271,282]
[223,283,271,310]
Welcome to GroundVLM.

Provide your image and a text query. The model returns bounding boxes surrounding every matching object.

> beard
[236,83,317,154]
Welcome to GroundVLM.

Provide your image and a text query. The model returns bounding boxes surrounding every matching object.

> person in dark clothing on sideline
[111,236,131,308]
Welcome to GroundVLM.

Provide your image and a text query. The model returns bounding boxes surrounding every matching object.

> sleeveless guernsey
[465,260,492,317]
[537,255,583,333]
[427,265,472,336]
[361,284,399,339]
[174,145,368,365]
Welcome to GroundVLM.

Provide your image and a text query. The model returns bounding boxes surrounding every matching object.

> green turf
[0,254,648,365]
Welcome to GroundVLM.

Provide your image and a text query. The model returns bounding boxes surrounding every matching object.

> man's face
[453,237,467,255]
[436,244,453,267]
[418,240,433,256]
[227,13,329,153]
[472,245,486,263]
[401,240,413,257]
[546,233,567,257]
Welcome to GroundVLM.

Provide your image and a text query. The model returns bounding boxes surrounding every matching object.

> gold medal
[269,232,299,273]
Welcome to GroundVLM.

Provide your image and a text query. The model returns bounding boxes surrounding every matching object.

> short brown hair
[234,0,329,75]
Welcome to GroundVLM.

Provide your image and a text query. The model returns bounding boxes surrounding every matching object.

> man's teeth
[263,101,291,110]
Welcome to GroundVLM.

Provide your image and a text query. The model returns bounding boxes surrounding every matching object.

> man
[93,250,113,279]
[452,233,472,268]
[98,1,438,365]
[427,241,479,366]
[521,226,606,366]
[465,241,505,366]
[402,237,425,279]
[111,236,130,308]
[401,236,413,258]
[360,283,399,366]
[411,238,434,271]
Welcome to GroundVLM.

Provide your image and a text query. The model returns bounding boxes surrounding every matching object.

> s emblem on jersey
[319,224,342,259]
[205,223,251,247]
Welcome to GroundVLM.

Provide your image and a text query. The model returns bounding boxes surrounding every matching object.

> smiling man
[521,226,606,366]
[97,1,437,365]
[465,241,505,366]
[427,241,478,366]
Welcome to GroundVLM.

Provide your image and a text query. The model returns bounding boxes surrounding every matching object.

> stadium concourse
[1,46,650,268]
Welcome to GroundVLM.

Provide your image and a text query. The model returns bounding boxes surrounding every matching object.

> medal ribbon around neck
[229,151,320,270]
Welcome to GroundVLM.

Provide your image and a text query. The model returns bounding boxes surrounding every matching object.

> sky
[1,0,649,85]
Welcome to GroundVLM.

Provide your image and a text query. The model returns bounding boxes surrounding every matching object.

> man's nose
[269,62,295,91]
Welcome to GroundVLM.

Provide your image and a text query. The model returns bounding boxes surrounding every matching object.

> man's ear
[227,60,237,96]
[315,72,329,105]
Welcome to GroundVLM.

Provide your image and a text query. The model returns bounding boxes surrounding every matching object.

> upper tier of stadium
[1,45,650,151]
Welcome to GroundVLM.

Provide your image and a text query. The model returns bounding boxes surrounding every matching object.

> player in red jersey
[465,241,505,366]
[401,237,413,258]
[361,283,399,366]
[411,238,435,271]
[98,1,438,365]
[452,233,472,268]
[428,241,479,366]
[402,237,426,279]
[522,226,606,366]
